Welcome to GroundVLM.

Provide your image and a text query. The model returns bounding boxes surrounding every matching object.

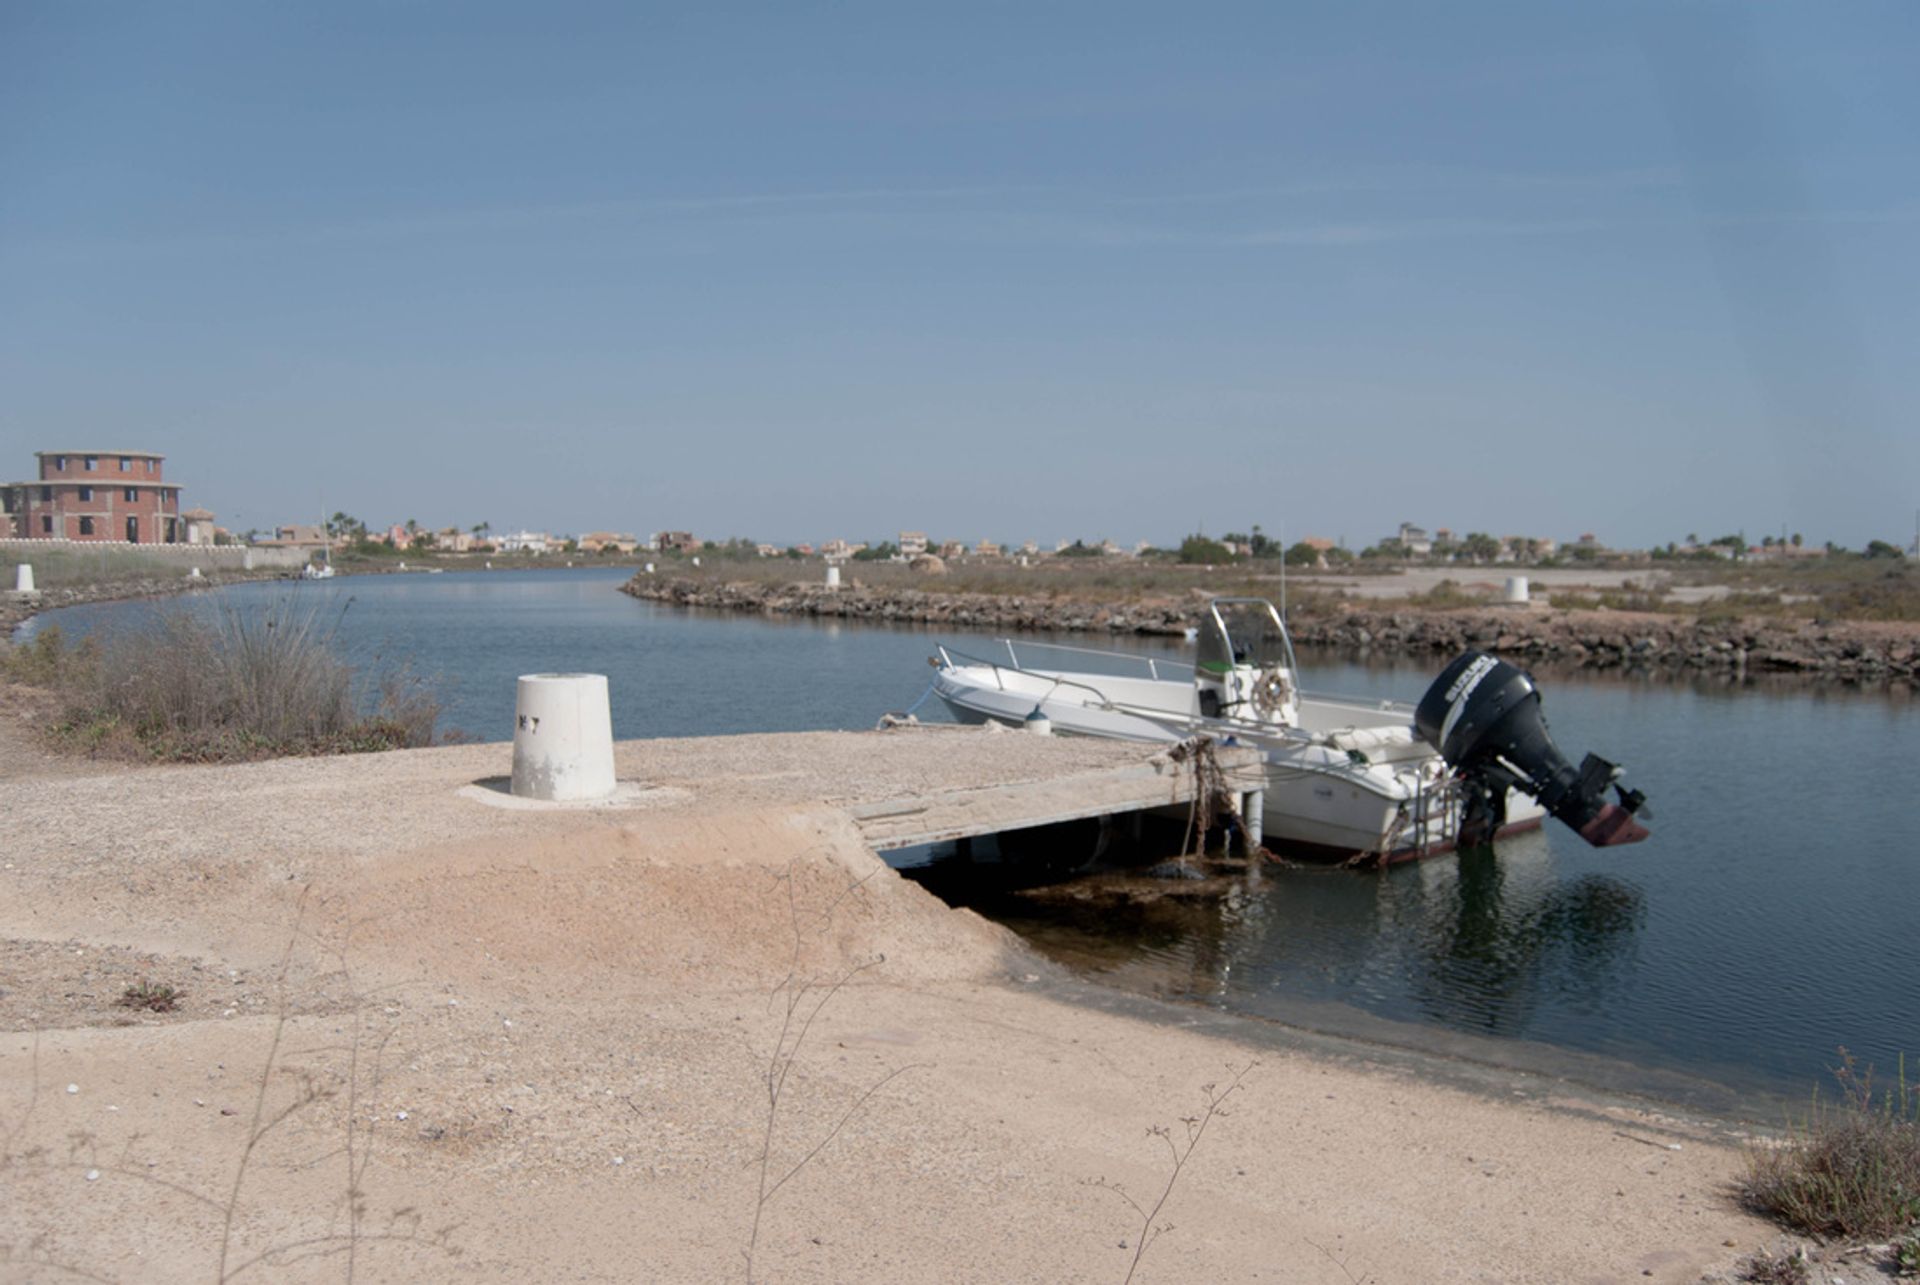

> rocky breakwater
[622,574,1197,635]
[625,575,1920,682]
[1291,606,1920,681]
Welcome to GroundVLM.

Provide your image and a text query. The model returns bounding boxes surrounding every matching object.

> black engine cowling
[1414,651,1649,849]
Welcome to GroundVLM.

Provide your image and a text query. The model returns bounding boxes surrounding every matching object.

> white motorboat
[929,598,1649,863]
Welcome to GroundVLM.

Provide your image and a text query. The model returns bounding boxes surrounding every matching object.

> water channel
[24,568,1919,1112]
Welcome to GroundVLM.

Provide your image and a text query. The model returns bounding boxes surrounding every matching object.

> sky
[2,2,1916,550]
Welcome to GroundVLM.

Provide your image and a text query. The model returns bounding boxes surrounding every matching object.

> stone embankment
[2,571,288,640]
[623,574,1920,681]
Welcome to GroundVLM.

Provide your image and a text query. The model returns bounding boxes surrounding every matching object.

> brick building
[2,450,185,543]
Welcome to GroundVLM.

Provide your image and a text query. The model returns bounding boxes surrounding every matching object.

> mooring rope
[902,680,937,717]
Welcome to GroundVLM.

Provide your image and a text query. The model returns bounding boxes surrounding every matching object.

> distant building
[793,543,815,557]
[974,540,1003,558]
[181,507,218,546]
[578,531,640,554]
[2,450,185,543]
[256,524,330,550]
[898,531,928,557]
[1393,523,1433,557]
[820,538,855,561]
[937,540,965,559]
[755,543,782,558]
[429,527,480,553]
[655,531,700,554]
[498,530,553,554]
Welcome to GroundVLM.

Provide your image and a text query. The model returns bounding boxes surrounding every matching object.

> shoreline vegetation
[2,604,440,762]
[622,569,1920,683]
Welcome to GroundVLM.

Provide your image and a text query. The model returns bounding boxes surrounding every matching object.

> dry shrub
[1745,1051,1920,1240]
[45,601,440,761]
[0,625,95,687]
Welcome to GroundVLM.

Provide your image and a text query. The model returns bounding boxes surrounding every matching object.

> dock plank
[851,748,1261,850]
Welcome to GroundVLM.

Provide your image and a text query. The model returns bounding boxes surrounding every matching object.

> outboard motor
[1415,651,1649,849]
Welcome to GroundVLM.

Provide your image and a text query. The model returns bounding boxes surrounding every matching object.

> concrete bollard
[826,565,841,590]
[691,556,700,567]
[644,562,655,574]
[188,566,203,580]
[1504,576,1530,605]
[14,563,34,594]
[511,673,617,801]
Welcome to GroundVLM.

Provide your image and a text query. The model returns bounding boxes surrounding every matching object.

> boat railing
[991,637,1197,683]
[1296,688,1412,715]
[935,644,1131,708]
[1097,697,1317,747]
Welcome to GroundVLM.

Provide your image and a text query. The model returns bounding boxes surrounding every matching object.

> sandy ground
[0,715,1798,1284]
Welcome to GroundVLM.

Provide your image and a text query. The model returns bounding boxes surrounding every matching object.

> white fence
[0,538,312,574]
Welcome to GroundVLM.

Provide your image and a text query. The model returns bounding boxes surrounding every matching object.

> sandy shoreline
[0,721,1788,1282]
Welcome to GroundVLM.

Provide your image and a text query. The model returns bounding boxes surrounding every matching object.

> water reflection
[1404,849,1645,1035]
[955,827,1647,1052]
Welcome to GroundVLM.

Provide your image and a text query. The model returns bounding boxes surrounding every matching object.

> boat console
[1192,598,1300,727]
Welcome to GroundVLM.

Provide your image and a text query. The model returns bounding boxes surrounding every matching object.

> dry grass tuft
[117,980,183,1013]
[1744,1051,1920,1241]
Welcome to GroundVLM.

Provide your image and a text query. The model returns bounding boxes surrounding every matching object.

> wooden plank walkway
[849,744,1264,851]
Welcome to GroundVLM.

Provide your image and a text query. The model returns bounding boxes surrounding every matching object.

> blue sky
[2,2,1915,549]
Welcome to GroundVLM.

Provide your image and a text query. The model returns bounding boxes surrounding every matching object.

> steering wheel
[1249,666,1294,721]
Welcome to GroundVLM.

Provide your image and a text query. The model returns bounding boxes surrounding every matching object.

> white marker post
[13,564,34,595]
[511,673,616,801]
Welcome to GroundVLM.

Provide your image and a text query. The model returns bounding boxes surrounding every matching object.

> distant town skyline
[4,4,1916,548]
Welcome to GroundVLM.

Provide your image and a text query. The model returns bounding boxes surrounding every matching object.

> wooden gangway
[849,739,1265,851]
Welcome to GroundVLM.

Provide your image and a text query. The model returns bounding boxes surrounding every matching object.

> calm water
[26,569,1920,1109]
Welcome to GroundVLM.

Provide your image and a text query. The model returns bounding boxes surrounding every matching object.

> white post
[826,565,841,590]
[13,563,34,594]
[691,556,700,567]
[1504,576,1530,604]
[1241,788,1265,853]
[511,673,616,801]
[644,562,655,574]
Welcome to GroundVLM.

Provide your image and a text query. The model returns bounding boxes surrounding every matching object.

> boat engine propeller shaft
[1414,651,1650,849]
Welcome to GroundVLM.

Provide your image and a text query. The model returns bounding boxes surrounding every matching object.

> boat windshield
[1196,598,1297,675]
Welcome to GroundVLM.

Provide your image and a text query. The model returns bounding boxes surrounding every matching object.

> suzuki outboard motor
[1414,651,1650,849]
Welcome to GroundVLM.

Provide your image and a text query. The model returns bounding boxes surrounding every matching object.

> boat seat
[1325,724,1429,763]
